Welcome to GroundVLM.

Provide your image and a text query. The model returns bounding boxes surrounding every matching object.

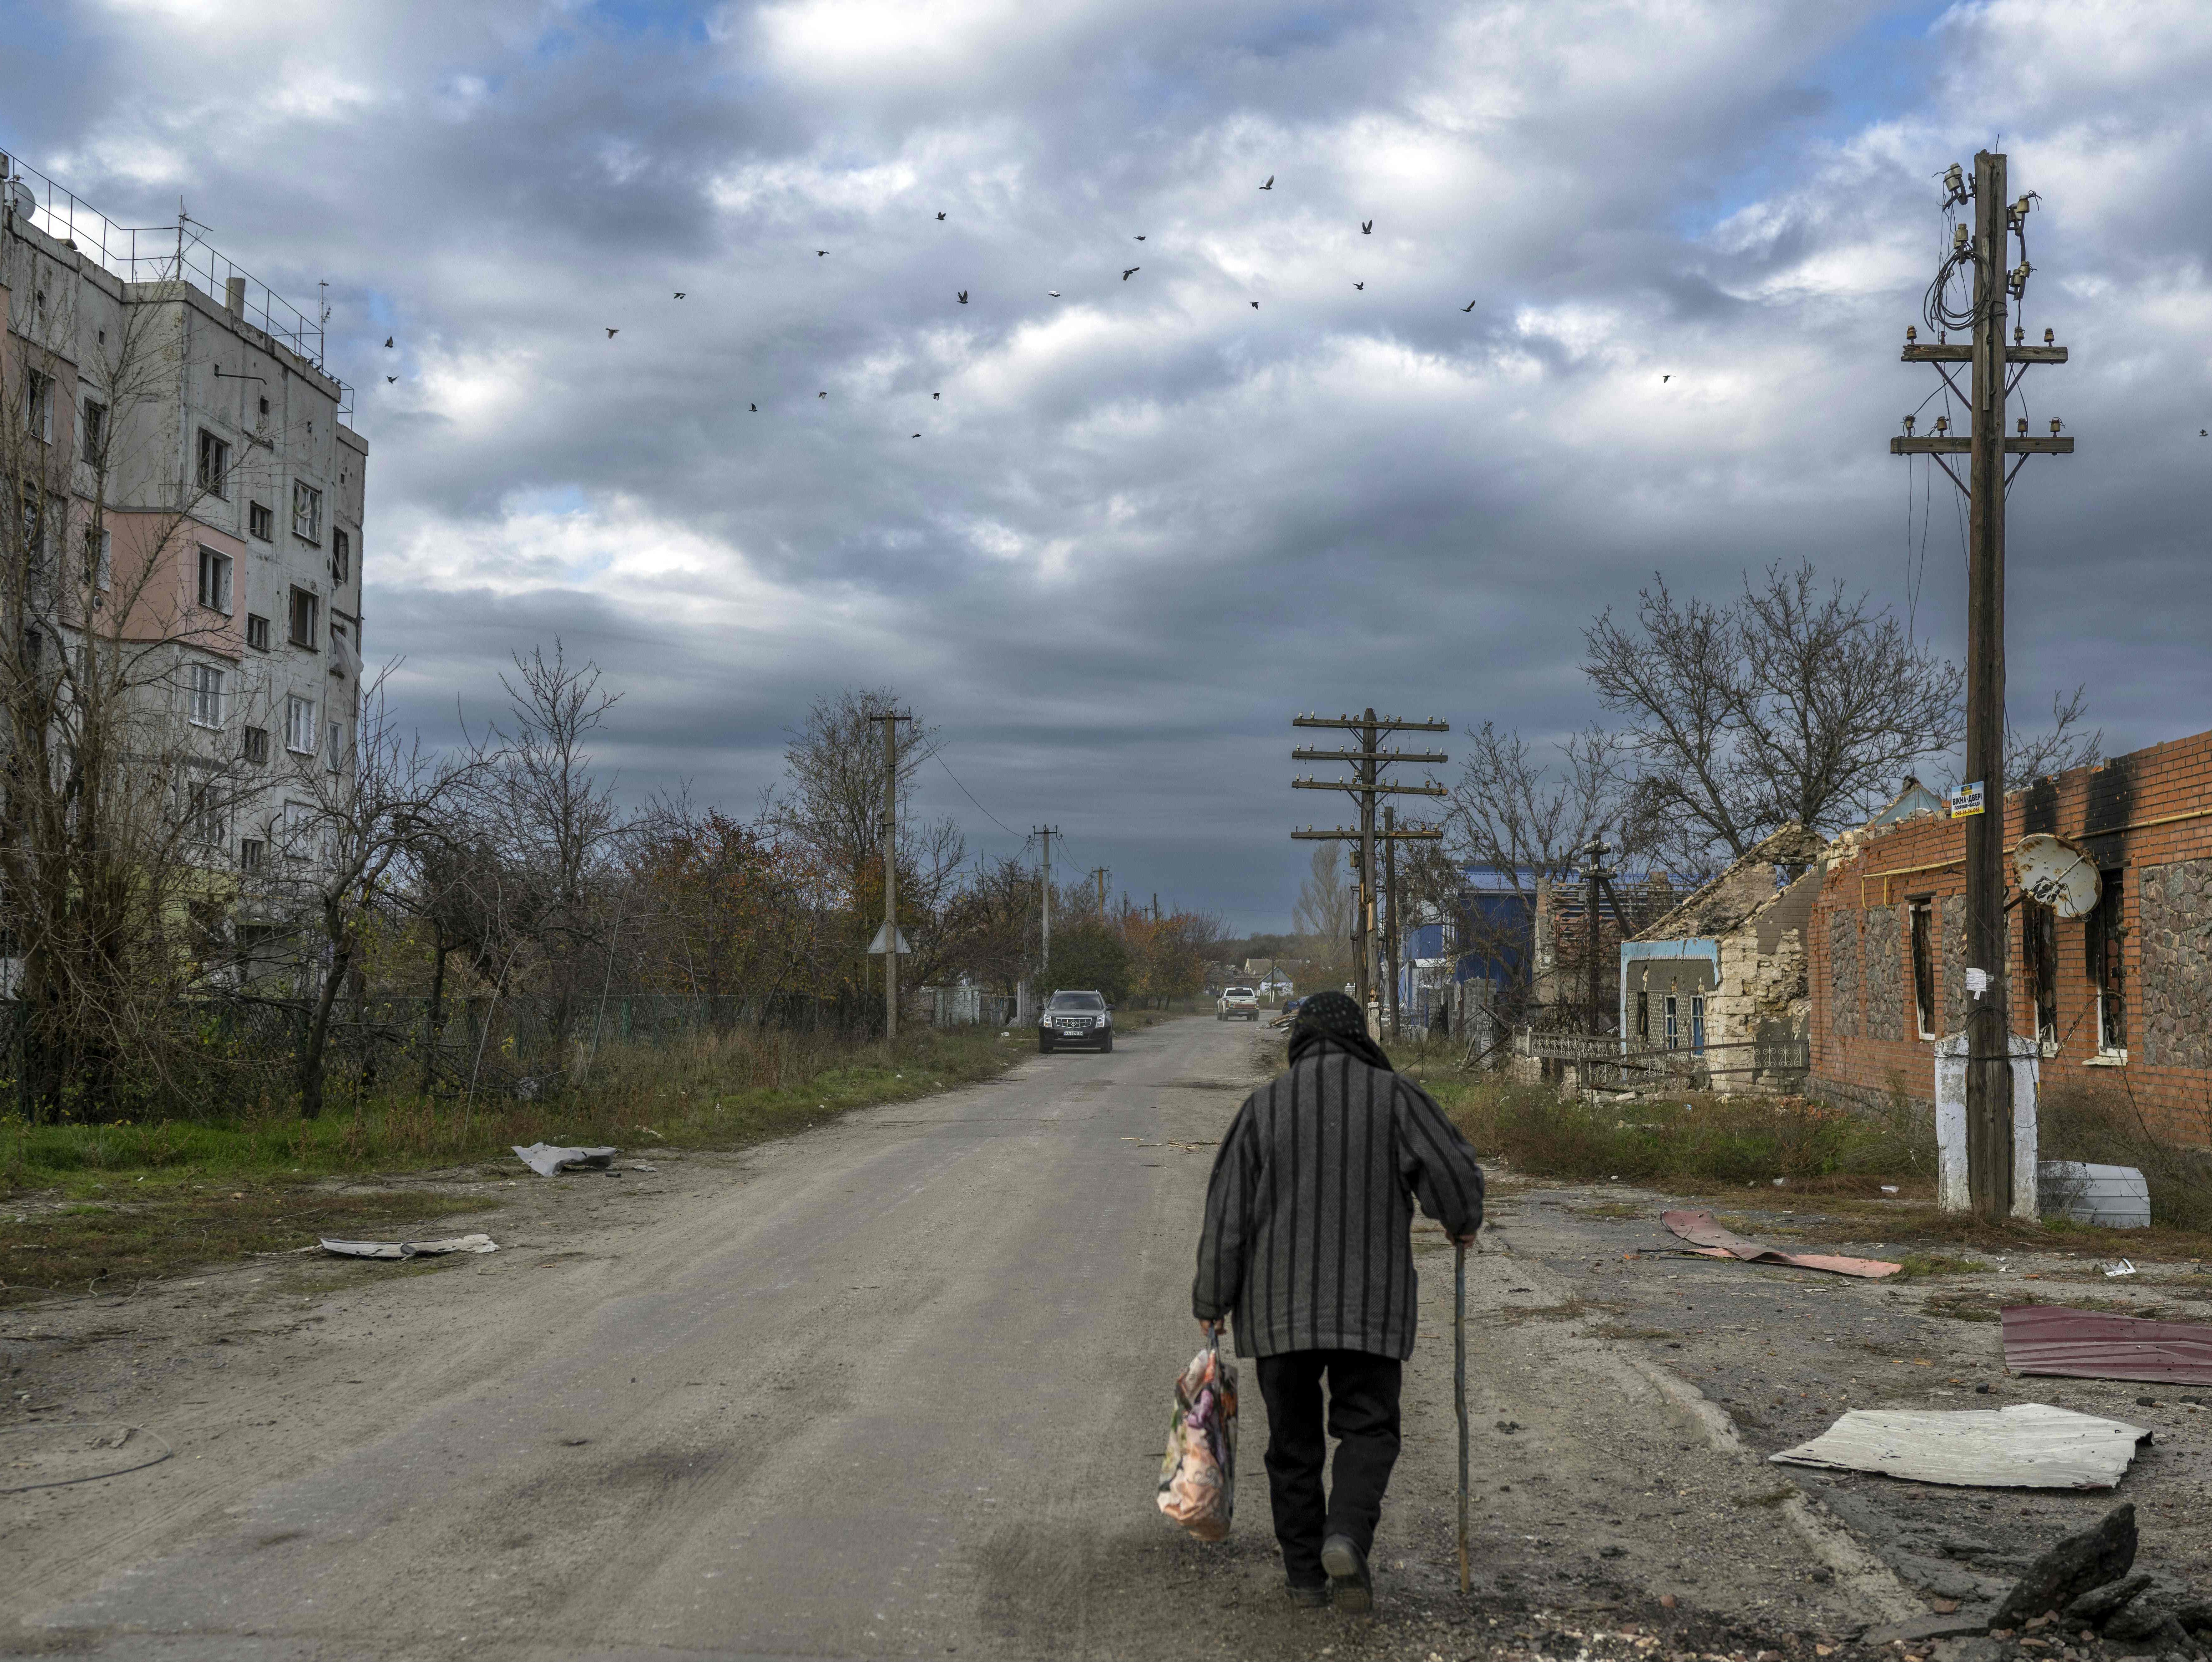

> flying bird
[932,392,941,400]
[816,249,828,256]
[674,291,685,299]
[1133,234,1146,241]
[1353,282,1364,291]
[1662,374,1671,382]
[2202,429,2208,437]
[1122,266,1139,280]
[936,211,946,220]
[1259,175,1274,190]
[750,403,758,412]
[818,391,828,399]
[1048,290,1060,297]
[1249,301,1259,309]
[385,375,397,383]
[383,335,393,348]
[1361,220,1372,234]
[957,290,969,303]
[1461,300,1477,312]
[606,327,619,337]
[912,432,921,438]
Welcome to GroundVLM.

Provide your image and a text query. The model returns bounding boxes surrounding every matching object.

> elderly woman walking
[1190,989,1485,1612]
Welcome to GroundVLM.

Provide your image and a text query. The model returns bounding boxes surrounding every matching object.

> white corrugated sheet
[1768,1403,2150,1489]
[2039,1161,2151,1229]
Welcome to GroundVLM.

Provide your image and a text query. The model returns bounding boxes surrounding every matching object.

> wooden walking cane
[1454,1237,1469,1595]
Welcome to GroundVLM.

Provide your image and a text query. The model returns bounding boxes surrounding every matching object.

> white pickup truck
[1215,985,1260,1022]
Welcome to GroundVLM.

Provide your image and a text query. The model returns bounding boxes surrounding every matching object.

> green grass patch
[0,1024,1020,1197]
[1891,1253,1991,1279]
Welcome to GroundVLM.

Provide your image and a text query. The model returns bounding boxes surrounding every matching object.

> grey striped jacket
[1191,1042,1485,1359]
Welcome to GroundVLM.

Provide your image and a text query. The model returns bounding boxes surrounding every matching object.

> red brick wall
[1809,729,2212,1147]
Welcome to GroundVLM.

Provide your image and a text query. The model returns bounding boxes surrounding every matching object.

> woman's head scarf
[1287,988,1394,1073]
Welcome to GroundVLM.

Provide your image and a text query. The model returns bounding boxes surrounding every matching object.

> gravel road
[6,1019,1920,1659]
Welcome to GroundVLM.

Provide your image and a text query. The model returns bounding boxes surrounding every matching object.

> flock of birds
[371,178,1512,422]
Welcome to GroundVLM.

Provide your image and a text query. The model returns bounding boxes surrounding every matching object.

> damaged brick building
[1809,731,2212,1143]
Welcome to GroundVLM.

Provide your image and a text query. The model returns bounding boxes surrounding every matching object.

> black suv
[1038,989,1113,1053]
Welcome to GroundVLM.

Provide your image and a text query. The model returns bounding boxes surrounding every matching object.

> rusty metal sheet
[2002,1304,2212,1386]
[1660,1209,1902,1280]
[1769,1403,2150,1489]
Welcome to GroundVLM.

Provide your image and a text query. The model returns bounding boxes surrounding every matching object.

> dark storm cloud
[22,0,2212,926]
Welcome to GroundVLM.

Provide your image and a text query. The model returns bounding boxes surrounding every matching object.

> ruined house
[1810,731,2212,1141]
[1617,825,1827,1091]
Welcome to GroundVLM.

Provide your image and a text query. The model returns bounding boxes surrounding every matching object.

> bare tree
[1292,843,1353,980]
[2007,685,2103,783]
[255,669,487,1118]
[1583,562,1962,863]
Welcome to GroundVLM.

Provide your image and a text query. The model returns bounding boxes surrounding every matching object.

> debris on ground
[2038,1160,2152,1229]
[1991,1501,2136,1627]
[1,1422,174,1495]
[1767,1402,2150,1489]
[319,1234,500,1260]
[512,1143,619,1177]
[2001,1303,2212,1386]
[1658,1208,1902,1279]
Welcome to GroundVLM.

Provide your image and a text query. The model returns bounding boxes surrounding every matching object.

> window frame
[24,370,52,442]
[2024,903,2059,1051]
[248,501,273,542]
[238,837,265,874]
[188,662,225,729]
[242,725,270,765]
[288,587,320,650]
[285,693,317,755]
[196,545,233,615]
[1690,991,1706,1054]
[85,526,111,595]
[1663,992,1678,1051]
[80,397,107,464]
[197,428,232,499]
[246,613,271,653]
[291,479,323,544]
[1910,898,1937,1039]
[2090,872,2128,1058]
[332,525,350,584]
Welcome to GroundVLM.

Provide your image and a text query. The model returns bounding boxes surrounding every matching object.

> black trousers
[1254,1349,1403,1587]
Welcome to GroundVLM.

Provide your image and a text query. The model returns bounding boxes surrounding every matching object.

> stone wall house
[1809,730,2212,1143]
[1618,825,1827,1091]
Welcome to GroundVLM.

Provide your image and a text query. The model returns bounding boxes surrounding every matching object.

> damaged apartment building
[1,155,365,955]
[1811,733,2212,1142]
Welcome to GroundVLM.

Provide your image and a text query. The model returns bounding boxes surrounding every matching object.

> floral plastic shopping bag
[1155,1339,1237,1540]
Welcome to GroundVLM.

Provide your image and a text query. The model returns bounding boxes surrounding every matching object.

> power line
[930,746,1022,839]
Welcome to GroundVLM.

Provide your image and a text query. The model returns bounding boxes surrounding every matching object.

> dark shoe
[1284,1581,1330,1609]
[1320,1534,1373,1613]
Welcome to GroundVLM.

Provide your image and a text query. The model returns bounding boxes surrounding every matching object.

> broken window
[332,526,350,584]
[291,479,322,542]
[285,693,316,754]
[238,837,264,873]
[246,613,271,652]
[80,398,106,464]
[1690,992,1706,1054]
[2090,872,2127,1055]
[288,587,319,649]
[24,371,52,442]
[1663,992,1678,1051]
[188,663,224,728]
[2024,904,2059,1049]
[1635,988,1648,1043]
[242,724,269,765]
[197,546,233,614]
[84,526,111,594]
[198,428,231,498]
[1910,899,1936,1039]
[248,500,273,541]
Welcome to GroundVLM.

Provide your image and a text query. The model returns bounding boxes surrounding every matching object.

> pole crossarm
[1902,343,2068,364]
[1291,778,1448,797]
[1291,747,1450,764]
[1291,825,1443,841]
[1292,714,1451,733]
[1890,436,2074,455]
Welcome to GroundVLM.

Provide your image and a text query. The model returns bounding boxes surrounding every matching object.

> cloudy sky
[14,0,2211,929]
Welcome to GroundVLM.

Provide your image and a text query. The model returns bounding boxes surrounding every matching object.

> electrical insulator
[1944,163,1966,201]
[2017,417,2028,436]
[2044,328,2055,345]
[1905,325,1917,343]
[2014,325,2025,344]
[1953,223,1970,251]
[2050,418,2063,436]
[2008,260,2033,298]
[1935,415,1949,434]
[1903,414,1916,435]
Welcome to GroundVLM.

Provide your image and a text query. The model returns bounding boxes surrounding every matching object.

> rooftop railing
[0,150,352,417]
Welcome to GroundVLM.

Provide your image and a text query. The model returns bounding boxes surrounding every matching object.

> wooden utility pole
[1891,150,2073,1222]
[1034,826,1058,980]
[1583,840,1609,1036]
[1090,866,1111,916]
[869,711,914,1040]
[1292,709,1448,1021]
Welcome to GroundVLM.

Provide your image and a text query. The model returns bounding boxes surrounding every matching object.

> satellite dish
[2013,833,2101,919]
